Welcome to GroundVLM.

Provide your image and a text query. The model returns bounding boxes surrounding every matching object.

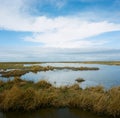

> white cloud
[0,0,34,31]
[0,0,120,49]
[25,17,120,48]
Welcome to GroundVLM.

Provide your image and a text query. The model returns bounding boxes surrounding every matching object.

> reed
[0,79,120,117]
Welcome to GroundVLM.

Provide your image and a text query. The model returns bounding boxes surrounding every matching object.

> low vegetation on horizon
[0,77,120,117]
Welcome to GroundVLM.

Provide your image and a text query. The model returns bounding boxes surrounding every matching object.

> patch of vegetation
[35,80,52,89]
[81,61,120,66]
[0,64,99,77]
[0,78,120,117]
[1,69,29,77]
[75,78,85,83]
[0,63,24,70]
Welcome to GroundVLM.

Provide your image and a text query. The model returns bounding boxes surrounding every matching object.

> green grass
[0,78,120,117]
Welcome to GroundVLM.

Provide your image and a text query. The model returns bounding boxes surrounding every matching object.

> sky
[0,0,120,62]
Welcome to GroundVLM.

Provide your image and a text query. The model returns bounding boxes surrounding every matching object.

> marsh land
[0,61,120,118]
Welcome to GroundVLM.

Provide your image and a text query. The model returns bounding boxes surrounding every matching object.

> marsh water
[0,63,120,118]
[0,108,109,118]
[0,63,120,89]
[22,63,120,89]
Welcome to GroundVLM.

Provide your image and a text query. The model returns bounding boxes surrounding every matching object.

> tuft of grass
[106,87,120,117]
[35,80,52,89]
[85,86,105,93]
[19,88,39,110]
[0,85,23,111]
[30,66,54,73]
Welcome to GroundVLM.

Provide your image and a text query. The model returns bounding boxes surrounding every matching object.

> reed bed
[0,78,120,117]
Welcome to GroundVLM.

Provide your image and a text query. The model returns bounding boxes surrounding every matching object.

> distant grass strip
[0,77,120,117]
[81,61,120,66]
[0,65,99,77]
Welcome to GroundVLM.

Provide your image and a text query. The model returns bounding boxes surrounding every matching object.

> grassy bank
[0,77,120,117]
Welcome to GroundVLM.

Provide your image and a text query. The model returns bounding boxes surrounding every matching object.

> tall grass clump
[35,80,52,89]
[19,88,39,110]
[0,79,120,117]
[0,86,23,111]
[106,87,120,117]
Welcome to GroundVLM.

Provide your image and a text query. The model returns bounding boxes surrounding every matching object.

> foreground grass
[0,77,120,117]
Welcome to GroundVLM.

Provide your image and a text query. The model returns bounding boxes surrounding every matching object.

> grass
[1,70,29,77]
[0,64,99,77]
[81,61,120,66]
[0,61,120,68]
[0,63,24,70]
[35,80,52,89]
[0,78,120,117]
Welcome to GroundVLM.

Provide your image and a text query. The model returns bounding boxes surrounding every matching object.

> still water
[0,108,109,118]
[22,63,120,89]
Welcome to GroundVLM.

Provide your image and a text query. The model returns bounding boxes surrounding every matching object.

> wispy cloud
[0,46,120,62]
[0,0,120,49]
[24,17,120,48]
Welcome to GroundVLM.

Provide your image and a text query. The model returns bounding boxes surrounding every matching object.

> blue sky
[0,0,120,61]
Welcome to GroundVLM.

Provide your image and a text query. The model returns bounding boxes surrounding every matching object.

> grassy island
[0,63,99,77]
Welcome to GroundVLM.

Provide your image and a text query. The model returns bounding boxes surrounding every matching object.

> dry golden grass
[85,86,105,93]
[0,79,120,117]
[0,85,23,110]
[1,69,28,77]
[35,80,52,89]
[106,87,120,117]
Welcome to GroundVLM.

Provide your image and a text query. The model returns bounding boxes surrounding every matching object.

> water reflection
[1,108,109,118]
[0,63,120,89]
[21,64,120,89]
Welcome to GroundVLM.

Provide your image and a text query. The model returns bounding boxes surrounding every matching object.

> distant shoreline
[0,61,120,65]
